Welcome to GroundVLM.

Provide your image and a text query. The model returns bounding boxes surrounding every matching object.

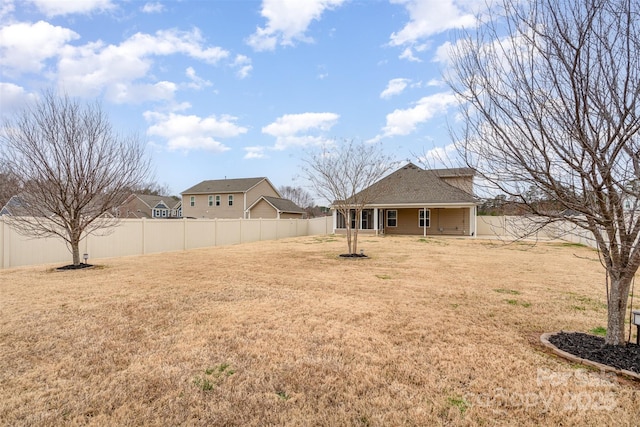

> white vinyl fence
[476,215,598,248]
[0,215,598,269]
[0,216,333,269]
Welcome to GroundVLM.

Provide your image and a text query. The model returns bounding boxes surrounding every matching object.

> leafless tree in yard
[0,92,152,266]
[278,185,315,216]
[447,0,640,345]
[301,139,397,255]
[0,162,20,208]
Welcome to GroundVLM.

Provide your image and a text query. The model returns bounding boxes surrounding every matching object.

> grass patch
[275,390,290,400]
[193,364,235,391]
[375,274,392,280]
[447,396,469,415]
[590,326,607,336]
[506,299,531,308]
[495,288,521,295]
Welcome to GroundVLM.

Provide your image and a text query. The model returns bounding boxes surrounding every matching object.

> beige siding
[246,180,279,207]
[441,176,473,194]
[280,212,303,219]
[182,193,245,218]
[385,208,469,236]
[249,199,278,218]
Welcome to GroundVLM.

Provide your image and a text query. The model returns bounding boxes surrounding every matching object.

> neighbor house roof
[346,163,476,206]
[181,177,276,195]
[134,194,181,209]
[258,196,305,214]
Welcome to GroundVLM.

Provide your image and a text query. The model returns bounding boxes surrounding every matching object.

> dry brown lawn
[1,235,638,426]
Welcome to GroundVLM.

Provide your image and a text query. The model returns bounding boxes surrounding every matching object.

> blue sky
[0,0,485,200]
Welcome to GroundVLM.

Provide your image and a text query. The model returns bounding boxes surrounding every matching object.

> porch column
[470,205,477,237]
[332,209,337,233]
[373,208,379,235]
[423,207,427,237]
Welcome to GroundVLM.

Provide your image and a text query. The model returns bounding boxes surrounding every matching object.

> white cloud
[389,0,477,46]
[262,112,339,149]
[244,146,268,159]
[184,67,212,89]
[57,28,229,100]
[370,92,458,142]
[399,47,421,62]
[106,81,177,104]
[144,111,247,152]
[0,0,15,21]
[26,0,115,17]
[0,21,79,74]
[0,83,37,116]
[233,54,252,79]
[141,2,164,13]
[418,143,457,166]
[380,78,411,99]
[246,0,346,51]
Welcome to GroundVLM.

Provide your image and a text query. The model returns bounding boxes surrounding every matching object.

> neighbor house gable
[248,196,305,219]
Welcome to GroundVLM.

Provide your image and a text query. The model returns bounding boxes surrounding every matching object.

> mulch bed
[548,332,640,374]
[56,264,94,271]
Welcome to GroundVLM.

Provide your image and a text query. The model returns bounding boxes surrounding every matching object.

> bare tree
[447,0,640,345]
[278,185,314,208]
[0,162,20,209]
[0,92,152,266]
[301,139,396,255]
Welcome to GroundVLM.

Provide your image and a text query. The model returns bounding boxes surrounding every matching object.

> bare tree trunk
[607,275,632,345]
[71,239,81,266]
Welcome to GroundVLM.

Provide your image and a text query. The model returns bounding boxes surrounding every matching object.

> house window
[386,210,397,227]
[208,195,213,207]
[215,195,221,206]
[419,209,430,227]
[162,209,167,217]
[153,209,159,218]
[228,195,233,206]
[190,196,195,207]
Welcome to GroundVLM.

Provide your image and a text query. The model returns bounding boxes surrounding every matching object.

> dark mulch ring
[56,263,94,271]
[549,332,640,374]
[339,253,368,258]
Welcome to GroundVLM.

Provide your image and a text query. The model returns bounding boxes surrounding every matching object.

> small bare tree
[301,139,396,255]
[447,0,640,345]
[0,92,151,266]
[0,162,20,209]
[278,185,315,216]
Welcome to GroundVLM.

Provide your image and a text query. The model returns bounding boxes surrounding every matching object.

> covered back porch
[332,205,477,237]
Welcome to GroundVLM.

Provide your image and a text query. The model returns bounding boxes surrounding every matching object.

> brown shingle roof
[356,163,476,205]
[181,177,267,195]
[261,196,305,213]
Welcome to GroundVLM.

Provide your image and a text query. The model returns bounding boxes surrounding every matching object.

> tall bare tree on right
[447,0,640,345]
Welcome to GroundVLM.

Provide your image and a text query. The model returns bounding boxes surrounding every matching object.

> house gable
[361,163,476,206]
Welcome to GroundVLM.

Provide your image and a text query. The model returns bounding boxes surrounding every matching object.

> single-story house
[332,163,478,236]
[115,194,182,219]
[181,177,304,219]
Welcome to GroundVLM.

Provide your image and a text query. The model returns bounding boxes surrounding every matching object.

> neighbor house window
[215,195,221,206]
[153,209,159,218]
[386,210,397,227]
[419,209,430,228]
[228,195,233,206]
[208,195,213,207]
[190,196,195,207]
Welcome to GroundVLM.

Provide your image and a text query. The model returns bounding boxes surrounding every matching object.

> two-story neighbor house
[181,177,304,219]
[332,163,477,236]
